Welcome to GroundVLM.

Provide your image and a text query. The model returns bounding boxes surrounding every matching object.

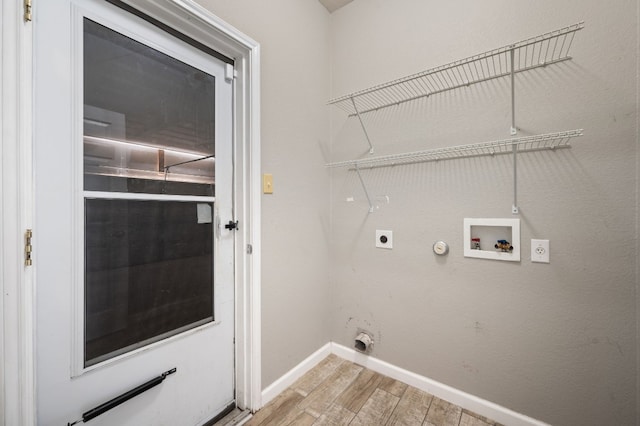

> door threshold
[205,405,251,426]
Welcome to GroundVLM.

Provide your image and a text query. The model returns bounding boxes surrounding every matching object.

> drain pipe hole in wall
[355,331,374,353]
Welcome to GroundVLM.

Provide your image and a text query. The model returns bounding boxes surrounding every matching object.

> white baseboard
[260,341,548,426]
[330,342,549,426]
[262,342,549,426]
[260,343,332,406]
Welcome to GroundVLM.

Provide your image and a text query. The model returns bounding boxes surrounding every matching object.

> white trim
[330,342,549,426]
[2,0,35,424]
[245,34,262,415]
[260,343,332,406]
[83,191,215,203]
[258,342,550,426]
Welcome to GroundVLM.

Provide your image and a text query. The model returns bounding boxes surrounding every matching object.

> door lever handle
[224,220,238,231]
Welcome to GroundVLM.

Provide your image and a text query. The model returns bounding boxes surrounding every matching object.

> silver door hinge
[246,244,253,255]
[24,0,32,22]
[25,229,33,266]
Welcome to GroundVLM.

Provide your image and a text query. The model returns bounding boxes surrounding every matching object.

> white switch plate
[531,239,550,263]
[376,230,393,249]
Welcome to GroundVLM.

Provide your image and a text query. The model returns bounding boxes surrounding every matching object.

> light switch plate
[531,239,550,263]
[263,173,273,194]
[376,230,393,249]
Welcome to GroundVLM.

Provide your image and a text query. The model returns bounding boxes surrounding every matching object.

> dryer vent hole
[354,332,374,353]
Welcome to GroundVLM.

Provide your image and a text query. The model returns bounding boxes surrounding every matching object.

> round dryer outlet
[433,240,449,256]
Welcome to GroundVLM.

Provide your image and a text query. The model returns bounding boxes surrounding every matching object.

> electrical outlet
[376,230,393,249]
[531,239,549,263]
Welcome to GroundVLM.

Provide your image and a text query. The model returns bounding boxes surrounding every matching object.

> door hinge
[246,244,253,254]
[25,229,33,266]
[24,0,32,22]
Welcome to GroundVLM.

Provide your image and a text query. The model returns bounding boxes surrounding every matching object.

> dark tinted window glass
[84,199,214,366]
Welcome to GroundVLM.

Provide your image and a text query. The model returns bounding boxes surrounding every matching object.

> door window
[83,18,216,367]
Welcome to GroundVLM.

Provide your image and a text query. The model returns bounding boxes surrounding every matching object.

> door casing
[1,0,262,423]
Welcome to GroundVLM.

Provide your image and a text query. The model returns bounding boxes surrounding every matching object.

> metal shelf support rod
[512,144,519,214]
[510,46,519,214]
[354,164,375,213]
[510,48,517,136]
[351,97,375,154]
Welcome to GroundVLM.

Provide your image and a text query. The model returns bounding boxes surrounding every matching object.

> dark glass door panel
[84,199,214,366]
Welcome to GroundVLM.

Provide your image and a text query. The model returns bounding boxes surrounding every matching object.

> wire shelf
[325,129,583,169]
[328,22,584,117]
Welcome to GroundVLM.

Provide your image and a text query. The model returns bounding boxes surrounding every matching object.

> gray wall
[196,1,638,424]
[329,1,638,426]
[196,0,333,388]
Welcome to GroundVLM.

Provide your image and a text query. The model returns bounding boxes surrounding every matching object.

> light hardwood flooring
[247,354,502,426]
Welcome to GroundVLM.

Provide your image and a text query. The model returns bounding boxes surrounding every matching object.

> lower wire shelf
[327,129,583,214]
[325,129,583,170]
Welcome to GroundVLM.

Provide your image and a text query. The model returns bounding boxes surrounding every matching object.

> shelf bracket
[351,97,375,154]
[510,47,517,136]
[354,164,375,213]
[512,143,519,214]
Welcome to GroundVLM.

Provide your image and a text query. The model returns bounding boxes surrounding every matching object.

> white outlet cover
[376,230,393,249]
[531,239,550,263]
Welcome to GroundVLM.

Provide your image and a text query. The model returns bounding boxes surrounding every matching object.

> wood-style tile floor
[247,354,503,426]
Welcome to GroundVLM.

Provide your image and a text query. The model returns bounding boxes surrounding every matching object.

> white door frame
[1,0,261,423]
[1,1,35,425]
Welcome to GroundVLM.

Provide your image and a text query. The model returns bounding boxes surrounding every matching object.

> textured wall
[192,1,638,423]
[328,1,637,425]
[195,0,333,389]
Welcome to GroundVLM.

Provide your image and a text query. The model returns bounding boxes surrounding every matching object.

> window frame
[72,5,229,376]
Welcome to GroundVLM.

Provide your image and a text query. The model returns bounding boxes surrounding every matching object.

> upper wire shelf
[325,129,583,169]
[328,22,584,117]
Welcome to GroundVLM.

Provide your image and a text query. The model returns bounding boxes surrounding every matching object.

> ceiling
[318,0,353,13]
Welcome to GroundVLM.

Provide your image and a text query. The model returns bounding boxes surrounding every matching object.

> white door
[34,0,236,424]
